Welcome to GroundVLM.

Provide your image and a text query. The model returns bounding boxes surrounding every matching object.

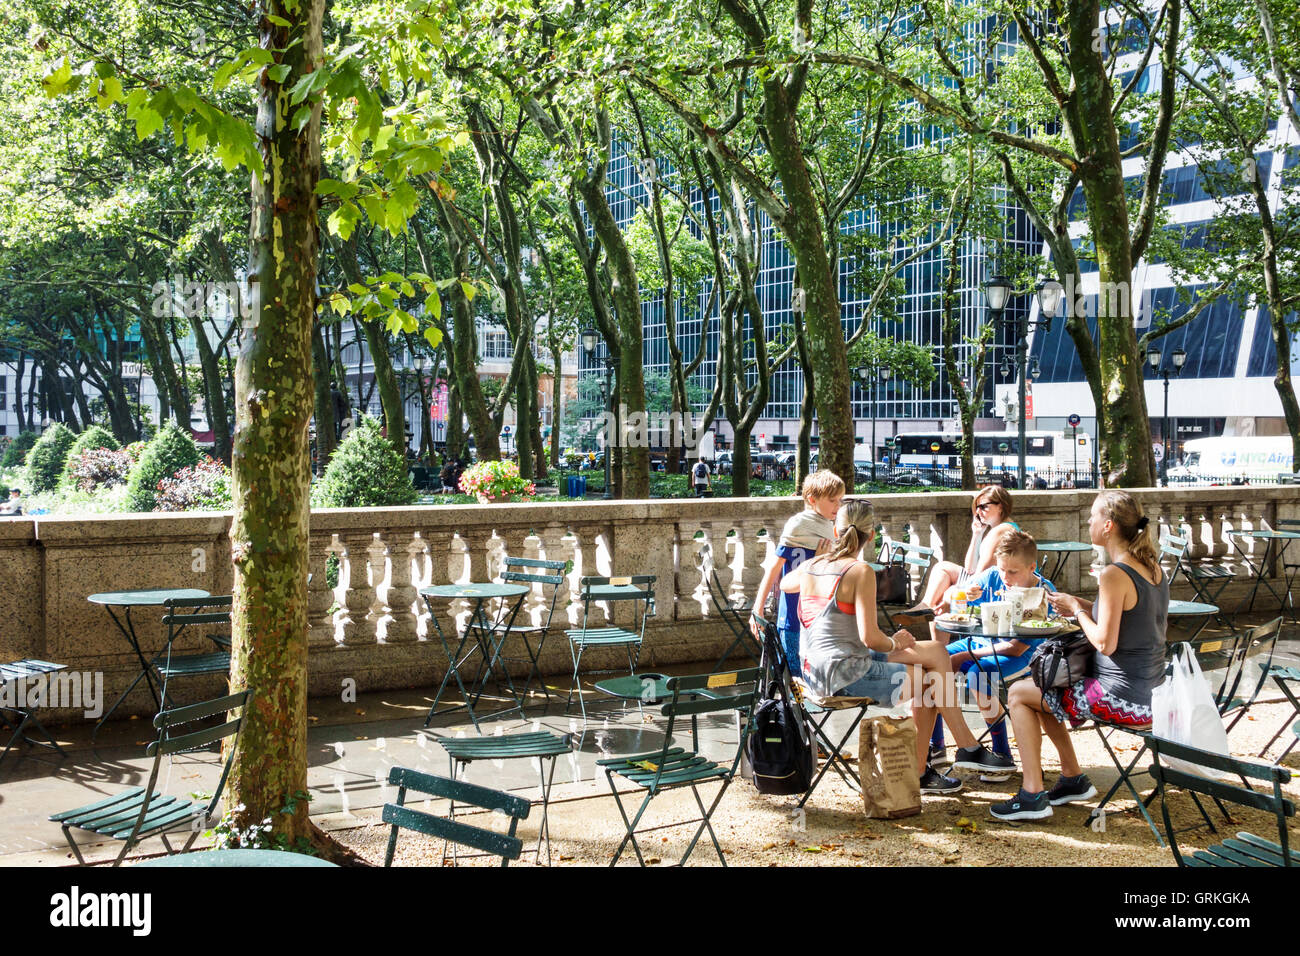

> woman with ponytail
[992,490,1169,821]
[781,499,1014,794]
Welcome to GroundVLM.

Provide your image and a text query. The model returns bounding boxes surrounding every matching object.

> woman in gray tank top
[991,491,1169,822]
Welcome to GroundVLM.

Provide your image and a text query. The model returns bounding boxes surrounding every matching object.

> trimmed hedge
[313,417,418,508]
[125,421,201,512]
[25,423,76,493]
[1,431,38,468]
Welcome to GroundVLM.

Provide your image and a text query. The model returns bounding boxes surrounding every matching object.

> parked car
[890,471,934,488]
[715,451,733,476]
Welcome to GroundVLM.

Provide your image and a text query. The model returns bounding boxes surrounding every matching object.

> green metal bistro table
[0,659,68,769]
[421,582,529,732]
[1035,541,1095,584]
[1226,529,1300,622]
[135,848,338,867]
[88,588,210,740]
[1167,600,1221,644]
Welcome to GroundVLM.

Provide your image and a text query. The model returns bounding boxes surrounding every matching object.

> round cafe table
[135,848,338,867]
[87,588,211,739]
[1167,599,1220,644]
[420,582,530,733]
[1035,541,1096,584]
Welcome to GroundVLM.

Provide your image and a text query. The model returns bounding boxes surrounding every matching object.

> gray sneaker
[990,789,1053,821]
[919,766,963,794]
[1046,774,1098,806]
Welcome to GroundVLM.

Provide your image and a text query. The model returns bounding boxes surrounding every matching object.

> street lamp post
[984,274,1064,489]
[580,328,614,500]
[853,363,893,483]
[1144,346,1187,485]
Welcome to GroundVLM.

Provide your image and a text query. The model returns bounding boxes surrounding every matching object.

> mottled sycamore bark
[227,0,323,844]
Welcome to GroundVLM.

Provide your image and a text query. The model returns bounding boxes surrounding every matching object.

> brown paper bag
[859,714,921,818]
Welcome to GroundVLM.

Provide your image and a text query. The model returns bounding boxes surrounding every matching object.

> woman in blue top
[912,486,1019,615]
[991,490,1169,822]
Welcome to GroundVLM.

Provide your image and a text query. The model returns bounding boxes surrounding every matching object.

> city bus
[892,430,1093,480]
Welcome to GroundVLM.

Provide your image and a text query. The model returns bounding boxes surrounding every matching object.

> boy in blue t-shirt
[751,470,844,674]
[932,529,1056,779]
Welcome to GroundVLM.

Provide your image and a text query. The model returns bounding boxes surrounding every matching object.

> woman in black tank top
[990,491,1168,822]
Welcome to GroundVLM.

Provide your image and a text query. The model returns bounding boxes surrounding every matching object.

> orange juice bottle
[952,589,968,617]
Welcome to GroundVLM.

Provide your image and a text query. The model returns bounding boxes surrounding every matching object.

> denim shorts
[944,637,1031,697]
[836,651,908,704]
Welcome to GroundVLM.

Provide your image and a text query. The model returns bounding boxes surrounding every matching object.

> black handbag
[875,561,909,605]
[746,621,815,795]
[1029,630,1095,690]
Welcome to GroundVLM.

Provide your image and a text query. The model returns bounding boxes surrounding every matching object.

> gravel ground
[330,699,1300,867]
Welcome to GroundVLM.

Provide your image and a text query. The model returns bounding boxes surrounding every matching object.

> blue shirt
[963,567,1056,607]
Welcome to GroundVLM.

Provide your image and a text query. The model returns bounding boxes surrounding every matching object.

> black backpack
[745,621,815,795]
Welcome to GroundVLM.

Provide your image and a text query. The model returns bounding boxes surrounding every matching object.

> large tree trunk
[1065,1,1157,486]
[14,351,27,432]
[137,306,186,431]
[227,0,322,846]
[360,319,405,454]
[577,170,649,499]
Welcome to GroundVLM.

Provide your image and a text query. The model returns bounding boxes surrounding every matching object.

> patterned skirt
[1043,677,1152,729]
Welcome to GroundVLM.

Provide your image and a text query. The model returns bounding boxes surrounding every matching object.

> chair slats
[382,803,523,861]
[387,766,532,819]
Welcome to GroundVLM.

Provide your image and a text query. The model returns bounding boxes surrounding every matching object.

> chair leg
[680,779,731,867]
[607,773,651,867]
[537,754,559,866]
[1087,727,1162,846]
[61,825,89,866]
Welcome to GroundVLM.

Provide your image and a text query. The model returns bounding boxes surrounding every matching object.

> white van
[1167,436,1294,483]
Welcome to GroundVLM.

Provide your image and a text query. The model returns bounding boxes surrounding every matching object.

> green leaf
[327,203,362,239]
[460,281,477,302]
[134,108,164,141]
[95,76,123,109]
[267,63,292,84]
[42,58,73,97]
[266,14,292,27]
[213,61,240,91]
[423,325,444,348]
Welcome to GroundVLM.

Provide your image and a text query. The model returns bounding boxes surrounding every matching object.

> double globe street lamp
[984,274,1065,489]
[1144,345,1187,485]
[853,363,892,483]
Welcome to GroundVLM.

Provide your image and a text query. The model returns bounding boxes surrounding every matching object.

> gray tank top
[1091,562,1168,705]
[800,562,874,697]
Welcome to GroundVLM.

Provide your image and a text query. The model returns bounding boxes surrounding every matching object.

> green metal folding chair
[878,539,936,629]
[51,690,249,866]
[0,659,69,771]
[1211,617,1283,736]
[702,543,760,673]
[155,596,233,708]
[1161,534,1235,630]
[565,575,656,722]
[1148,735,1296,866]
[1257,663,1300,761]
[382,767,531,867]
[467,557,568,707]
[437,730,572,865]
[597,667,760,867]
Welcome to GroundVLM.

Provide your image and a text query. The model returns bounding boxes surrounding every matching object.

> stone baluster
[308,534,339,649]
[497,526,534,625]
[677,523,709,622]
[338,533,377,645]
[364,533,393,641]
[534,524,575,628]
[737,521,768,599]
[459,526,493,583]
[383,531,420,644]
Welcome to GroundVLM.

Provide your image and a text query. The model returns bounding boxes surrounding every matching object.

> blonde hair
[817,498,875,564]
[802,469,845,504]
[1096,490,1159,576]
[994,529,1038,567]
[974,485,1013,518]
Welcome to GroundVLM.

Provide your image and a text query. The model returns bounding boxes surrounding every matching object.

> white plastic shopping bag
[1152,642,1231,780]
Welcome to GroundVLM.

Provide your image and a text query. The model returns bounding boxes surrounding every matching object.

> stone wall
[8,485,1300,722]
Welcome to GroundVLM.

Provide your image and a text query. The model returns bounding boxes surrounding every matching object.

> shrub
[154,457,232,512]
[25,424,76,493]
[125,421,201,512]
[1,431,37,468]
[312,417,417,508]
[65,447,134,493]
[59,425,120,489]
[459,459,536,501]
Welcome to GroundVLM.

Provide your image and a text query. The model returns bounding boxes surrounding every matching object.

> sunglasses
[975,503,993,512]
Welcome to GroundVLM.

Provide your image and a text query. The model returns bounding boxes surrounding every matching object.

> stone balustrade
[6,485,1300,722]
